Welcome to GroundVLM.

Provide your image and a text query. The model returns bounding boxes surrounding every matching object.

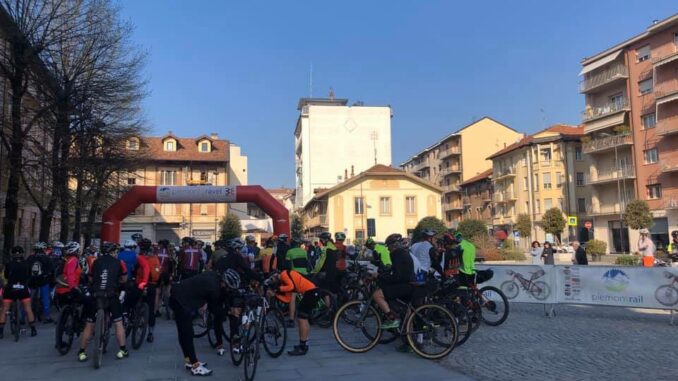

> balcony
[579,63,628,93]
[655,79,678,105]
[581,98,629,123]
[663,197,678,210]
[493,168,516,181]
[662,161,678,173]
[481,192,492,202]
[439,146,461,159]
[587,166,635,185]
[493,191,516,203]
[411,160,431,173]
[443,202,464,211]
[652,49,678,68]
[440,166,462,176]
[306,214,328,228]
[586,204,624,216]
[462,196,471,206]
[582,133,633,154]
[441,183,461,193]
[656,116,678,136]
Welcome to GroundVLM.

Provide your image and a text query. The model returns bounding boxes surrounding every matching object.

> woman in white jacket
[530,241,543,265]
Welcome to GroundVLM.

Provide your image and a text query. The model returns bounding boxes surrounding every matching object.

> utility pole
[370,131,378,165]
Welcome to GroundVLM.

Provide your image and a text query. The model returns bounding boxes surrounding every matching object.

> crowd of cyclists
[0,227,501,378]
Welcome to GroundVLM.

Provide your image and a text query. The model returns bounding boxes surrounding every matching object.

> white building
[294,96,392,208]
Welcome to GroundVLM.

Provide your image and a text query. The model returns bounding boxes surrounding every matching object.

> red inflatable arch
[100,185,290,243]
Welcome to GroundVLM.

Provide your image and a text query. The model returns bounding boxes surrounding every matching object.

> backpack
[31,259,43,278]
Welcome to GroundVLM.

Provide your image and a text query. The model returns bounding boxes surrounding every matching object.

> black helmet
[139,238,153,253]
[278,234,288,243]
[158,239,170,247]
[318,232,332,241]
[385,233,403,247]
[11,246,24,258]
[290,238,301,247]
[101,241,119,255]
[131,233,143,241]
[335,232,346,241]
[181,236,195,246]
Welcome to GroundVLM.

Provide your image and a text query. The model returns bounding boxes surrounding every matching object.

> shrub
[471,234,502,261]
[623,200,653,230]
[219,213,242,240]
[586,239,607,256]
[614,255,640,266]
[411,216,447,242]
[500,239,526,261]
[457,219,488,241]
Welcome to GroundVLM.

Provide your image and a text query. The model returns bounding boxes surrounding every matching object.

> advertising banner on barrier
[477,264,557,304]
[156,186,237,203]
[555,266,678,310]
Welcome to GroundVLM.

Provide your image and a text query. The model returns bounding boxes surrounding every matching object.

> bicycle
[432,278,473,347]
[125,289,150,350]
[9,298,24,342]
[93,294,113,369]
[454,280,509,329]
[500,269,550,300]
[273,288,335,328]
[333,283,458,360]
[55,291,87,355]
[655,271,678,306]
[193,307,229,348]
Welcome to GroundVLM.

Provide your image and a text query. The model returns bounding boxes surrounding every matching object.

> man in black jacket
[371,233,414,329]
[572,241,588,265]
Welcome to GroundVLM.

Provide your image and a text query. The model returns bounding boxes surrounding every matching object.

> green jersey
[286,247,309,275]
[313,241,336,274]
[459,239,476,275]
[373,244,392,266]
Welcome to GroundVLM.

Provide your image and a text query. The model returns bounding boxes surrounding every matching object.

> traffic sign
[567,216,578,226]
[584,220,592,229]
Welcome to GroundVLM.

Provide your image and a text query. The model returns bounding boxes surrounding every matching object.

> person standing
[27,242,55,323]
[530,241,543,265]
[0,247,38,338]
[178,237,202,280]
[409,229,437,273]
[541,241,555,265]
[572,241,588,265]
[637,228,656,267]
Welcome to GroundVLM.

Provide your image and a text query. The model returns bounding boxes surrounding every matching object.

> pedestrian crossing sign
[567,216,578,226]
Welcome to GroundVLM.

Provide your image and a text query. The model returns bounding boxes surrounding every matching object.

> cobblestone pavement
[0,313,470,381]
[440,303,678,381]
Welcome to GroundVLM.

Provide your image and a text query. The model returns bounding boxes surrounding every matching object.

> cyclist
[169,269,235,376]
[365,238,391,267]
[259,239,276,275]
[436,233,460,278]
[27,241,55,323]
[77,242,129,361]
[371,233,414,330]
[312,232,339,293]
[131,233,144,254]
[178,237,202,280]
[668,230,678,256]
[0,246,37,338]
[207,240,227,270]
[410,229,437,273]
[242,235,257,269]
[118,240,138,280]
[154,239,174,317]
[455,232,477,286]
[55,242,83,305]
[274,234,289,271]
[267,269,320,356]
[334,232,348,272]
[131,239,154,342]
[285,238,310,275]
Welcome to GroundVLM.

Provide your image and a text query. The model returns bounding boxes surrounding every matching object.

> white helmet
[222,269,241,289]
[123,239,137,248]
[65,241,81,255]
[245,234,255,242]
[53,241,65,248]
[228,238,246,251]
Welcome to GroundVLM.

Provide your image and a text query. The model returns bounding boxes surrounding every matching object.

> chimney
[350,165,355,177]
[210,132,218,139]
[344,169,348,181]
[652,19,659,25]
[329,87,335,101]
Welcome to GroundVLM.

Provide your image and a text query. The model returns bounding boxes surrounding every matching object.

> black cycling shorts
[85,295,123,323]
[296,288,320,320]
[1,285,31,302]
[381,283,414,302]
[159,272,171,286]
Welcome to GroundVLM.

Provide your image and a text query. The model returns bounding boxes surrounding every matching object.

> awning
[579,50,623,76]
[583,112,626,134]
[654,52,678,68]
[656,92,678,106]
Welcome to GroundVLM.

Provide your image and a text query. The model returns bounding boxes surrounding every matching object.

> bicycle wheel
[94,309,105,369]
[500,281,519,299]
[55,305,75,355]
[243,323,260,381]
[344,286,367,302]
[192,309,210,338]
[478,286,509,326]
[333,300,382,353]
[449,301,472,347]
[131,302,149,349]
[530,281,550,301]
[312,289,335,328]
[262,309,287,358]
[12,302,20,342]
[230,331,244,366]
[655,285,678,306]
[406,304,457,360]
[205,313,219,348]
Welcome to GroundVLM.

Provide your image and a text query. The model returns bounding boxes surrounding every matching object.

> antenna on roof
[329,87,335,101]
[309,63,313,97]
[540,108,547,129]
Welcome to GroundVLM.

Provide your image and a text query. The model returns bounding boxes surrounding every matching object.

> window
[575,147,582,161]
[639,78,653,95]
[127,138,139,150]
[533,174,539,191]
[525,201,530,213]
[540,148,552,163]
[127,177,136,185]
[161,170,177,185]
[544,198,553,210]
[675,32,678,47]
[543,173,552,189]
[521,157,527,167]
[199,204,208,216]
[355,230,365,242]
[523,177,528,191]
[610,93,625,109]
[577,198,587,213]
[641,113,656,129]
[200,171,208,183]
[643,148,658,164]
[647,184,662,200]
[535,199,541,214]
[354,197,364,215]
[165,140,175,151]
[576,172,585,186]
[636,45,651,62]
[556,172,563,188]
[379,197,391,215]
[405,196,417,214]
[199,141,210,152]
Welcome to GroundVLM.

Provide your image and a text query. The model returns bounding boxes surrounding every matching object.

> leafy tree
[411,216,447,242]
[219,213,242,240]
[538,208,566,238]
[457,219,488,241]
[290,213,304,241]
[515,213,532,240]
[586,239,607,260]
[623,200,653,230]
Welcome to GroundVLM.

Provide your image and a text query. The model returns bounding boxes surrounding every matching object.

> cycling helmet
[53,241,64,248]
[385,233,403,247]
[123,239,137,248]
[222,268,241,289]
[278,234,288,243]
[422,229,437,238]
[158,239,170,247]
[335,232,346,241]
[131,233,143,242]
[196,240,205,246]
[365,237,376,248]
[672,230,678,239]
[181,236,196,246]
[454,232,463,242]
[101,241,119,255]
[11,246,24,258]
[34,241,47,251]
[318,232,332,241]
[138,238,152,252]
[245,234,255,243]
[290,238,301,247]
[441,232,456,245]
[228,237,246,251]
[64,241,81,256]
[639,228,650,234]
[346,245,357,259]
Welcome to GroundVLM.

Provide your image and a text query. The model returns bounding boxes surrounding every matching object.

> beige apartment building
[579,13,678,252]
[459,169,494,227]
[401,117,522,227]
[487,125,590,244]
[119,133,246,244]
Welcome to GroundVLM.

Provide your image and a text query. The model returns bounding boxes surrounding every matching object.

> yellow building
[487,125,590,244]
[302,165,442,243]
[401,117,523,227]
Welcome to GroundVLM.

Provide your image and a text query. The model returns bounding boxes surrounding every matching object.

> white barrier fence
[477,264,678,311]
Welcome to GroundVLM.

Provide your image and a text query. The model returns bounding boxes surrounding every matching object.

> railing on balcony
[582,133,633,154]
[652,48,678,67]
[411,159,431,173]
[306,214,328,228]
[481,191,492,202]
[662,161,678,173]
[656,116,678,136]
[663,197,678,210]
[586,204,623,215]
[444,202,464,211]
[441,183,460,192]
[655,79,678,101]
[439,146,461,158]
[581,97,629,122]
[579,63,628,93]
[440,166,462,176]
[462,196,471,205]
[493,191,515,203]
[493,168,516,180]
[588,166,635,184]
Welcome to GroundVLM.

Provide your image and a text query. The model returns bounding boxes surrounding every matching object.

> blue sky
[119,0,677,188]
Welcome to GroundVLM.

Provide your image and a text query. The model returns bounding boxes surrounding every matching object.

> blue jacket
[118,249,137,278]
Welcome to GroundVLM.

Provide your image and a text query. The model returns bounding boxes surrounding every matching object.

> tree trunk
[83,187,103,248]
[72,167,84,242]
[57,110,71,242]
